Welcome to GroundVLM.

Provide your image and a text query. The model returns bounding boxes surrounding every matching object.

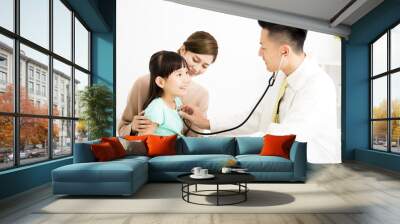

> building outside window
[0,71,6,84]
[0,54,7,67]
[42,85,46,97]
[28,66,34,79]
[0,54,7,90]
[41,73,46,83]
[28,81,34,94]
[35,83,40,95]
[35,70,40,81]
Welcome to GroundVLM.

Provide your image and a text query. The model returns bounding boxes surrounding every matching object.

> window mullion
[370,45,373,149]
[71,10,76,155]
[49,0,54,160]
[13,0,20,167]
[388,30,391,152]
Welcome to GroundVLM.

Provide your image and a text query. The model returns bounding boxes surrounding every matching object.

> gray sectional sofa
[52,137,307,196]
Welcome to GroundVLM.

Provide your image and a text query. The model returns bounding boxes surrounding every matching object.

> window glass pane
[20,0,49,49]
[391,72,400,118]
[75,120,88,143]
[53,59,72,117]
[20,117,49,165]
[74,69,89,118]
[372,77,387,119]
[391,120,400,153]
[53,0,72,60]
[391,24,400,70]
[372,121,388,151]
[74,18,89,69]
[0,34,14,113]
[20,44,49,115]
[372,33,387,76]
[0,0,14,31]
[0,116,13,170]
[53,119,72,158]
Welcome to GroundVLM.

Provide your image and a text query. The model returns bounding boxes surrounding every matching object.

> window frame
[0,0,92,171]
[370,21,400,154]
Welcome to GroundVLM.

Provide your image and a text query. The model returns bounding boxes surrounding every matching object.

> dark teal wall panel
[342,44,370,160]
[355,149,400,172]
[91,32,115,135]
[65,0,110,32]
[92,33,113,87]
[0,158,72,199]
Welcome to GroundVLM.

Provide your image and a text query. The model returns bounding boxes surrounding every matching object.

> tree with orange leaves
[0,84,59,151]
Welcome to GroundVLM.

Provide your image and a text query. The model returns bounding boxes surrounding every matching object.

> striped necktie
[271,79,288,123]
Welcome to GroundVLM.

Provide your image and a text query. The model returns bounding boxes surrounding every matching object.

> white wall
[116,0,341,134]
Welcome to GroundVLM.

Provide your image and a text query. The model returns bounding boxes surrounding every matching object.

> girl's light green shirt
[144,97,183,136]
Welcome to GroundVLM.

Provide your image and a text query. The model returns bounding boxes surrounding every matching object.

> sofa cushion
[148,154,235,172]
[101,137,127,158]
[91,142,118,161]
[146,135,177,157]
[235,137,263,155]
[73,139,100,163]
[115,155,150,163]
[260,134,296,159]
[52,158,148,183]
[124,135,148,141]
[119,138,148,156]
[236,155,293,172]
[177,137,236,155]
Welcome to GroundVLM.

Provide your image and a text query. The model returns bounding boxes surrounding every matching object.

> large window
[0,0,91,171]
[371,23,400,154]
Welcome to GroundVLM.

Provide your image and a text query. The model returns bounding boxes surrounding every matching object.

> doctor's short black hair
[258,20,307,53]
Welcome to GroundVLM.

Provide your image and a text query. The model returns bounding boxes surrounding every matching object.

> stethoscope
[182,71,278,135]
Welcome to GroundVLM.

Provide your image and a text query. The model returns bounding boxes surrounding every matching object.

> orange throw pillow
[101,137,127,158]
[91,142,118,161]
[124,135,148,142]
[146,135,177,157]
[260,134,296,159]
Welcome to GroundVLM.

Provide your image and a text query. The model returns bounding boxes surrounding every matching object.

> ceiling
[165,0,384,38]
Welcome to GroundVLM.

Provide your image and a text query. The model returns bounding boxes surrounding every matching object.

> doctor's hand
[132,111,157,135]
[179,105,210,130]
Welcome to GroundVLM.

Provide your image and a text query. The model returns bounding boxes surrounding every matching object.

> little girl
[142,50,191,136]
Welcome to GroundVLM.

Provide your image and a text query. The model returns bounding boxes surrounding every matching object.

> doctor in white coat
[179,20,341,164]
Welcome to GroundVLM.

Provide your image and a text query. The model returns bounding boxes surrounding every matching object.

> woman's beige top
[117,74,209,137]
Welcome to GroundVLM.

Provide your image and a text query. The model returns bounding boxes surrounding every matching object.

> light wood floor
[1,162,400,224]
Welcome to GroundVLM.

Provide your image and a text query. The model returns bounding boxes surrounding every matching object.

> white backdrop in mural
[116,0,341,135]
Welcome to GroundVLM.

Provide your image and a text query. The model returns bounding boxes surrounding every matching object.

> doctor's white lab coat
[210,57,341,164]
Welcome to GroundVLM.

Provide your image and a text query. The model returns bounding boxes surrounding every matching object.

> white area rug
[38,183,362,214]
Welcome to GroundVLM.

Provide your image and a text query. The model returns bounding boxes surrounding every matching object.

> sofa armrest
[289,141,307,181]
[73,140,100,163]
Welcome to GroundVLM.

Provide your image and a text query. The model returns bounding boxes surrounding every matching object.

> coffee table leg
[187,184,190,202]
[195,184,197,192]
[217,184,219,206]
[245,183,247,201]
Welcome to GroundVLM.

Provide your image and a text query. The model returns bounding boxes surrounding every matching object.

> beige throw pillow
[118,137,147,156]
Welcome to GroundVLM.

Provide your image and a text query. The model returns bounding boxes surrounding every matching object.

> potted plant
[79,84,113,140]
